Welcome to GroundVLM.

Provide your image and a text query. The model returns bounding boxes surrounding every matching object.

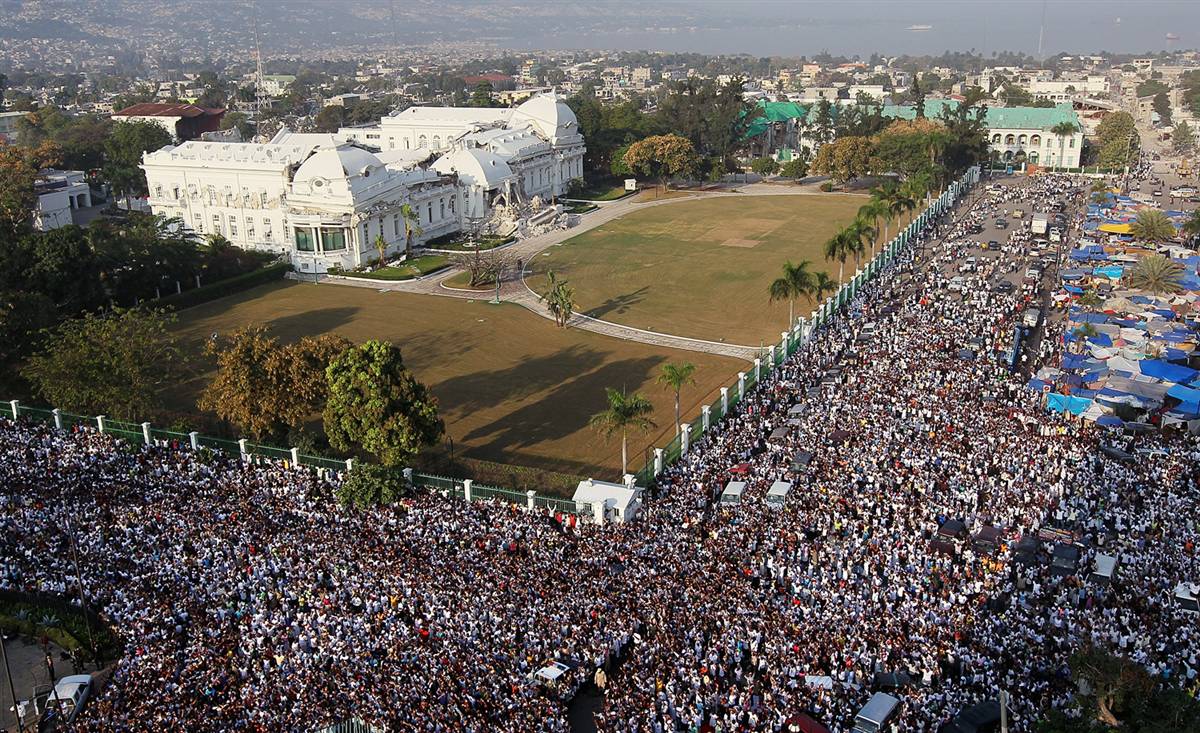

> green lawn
[171,281,742,480]
[570,178,634,201]
[425,234,515,252]
[347,254,449,280]
[528,194,866,344]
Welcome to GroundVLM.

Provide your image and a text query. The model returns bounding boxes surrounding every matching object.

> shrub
[820,182,834,192]
[335,463,411,508]
[156,262,289,311]
[780,159,809,178]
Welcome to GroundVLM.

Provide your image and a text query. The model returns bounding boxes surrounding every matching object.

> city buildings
[33,170,93,231]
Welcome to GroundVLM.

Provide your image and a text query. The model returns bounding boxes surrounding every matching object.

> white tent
[572,479,641,523]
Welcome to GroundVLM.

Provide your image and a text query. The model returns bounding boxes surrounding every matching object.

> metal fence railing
[633,166,981,485]
[3,399,586,516]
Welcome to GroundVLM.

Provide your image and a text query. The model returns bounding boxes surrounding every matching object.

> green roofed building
[881,100,1084,168]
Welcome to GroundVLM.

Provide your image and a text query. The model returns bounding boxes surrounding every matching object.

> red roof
[112,103,225,119]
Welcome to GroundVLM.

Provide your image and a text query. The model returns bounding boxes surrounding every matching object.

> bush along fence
[2,401,585,517]
[632,165,983,488]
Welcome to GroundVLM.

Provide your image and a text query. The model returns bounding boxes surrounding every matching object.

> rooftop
[113,102,225,119]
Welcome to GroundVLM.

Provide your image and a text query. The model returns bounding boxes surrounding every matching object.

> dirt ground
[528,193,867,344]
[172,281,742,478]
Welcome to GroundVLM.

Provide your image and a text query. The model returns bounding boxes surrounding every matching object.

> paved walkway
[304,186,852,362]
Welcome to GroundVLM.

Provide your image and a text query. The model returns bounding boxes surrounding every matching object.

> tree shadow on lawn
[451,353,665,469]
[433,344,610,419]
[266,307,362,341]
[585,286,650,319]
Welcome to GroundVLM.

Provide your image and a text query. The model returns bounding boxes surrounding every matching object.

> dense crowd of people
[2,170,1199,733]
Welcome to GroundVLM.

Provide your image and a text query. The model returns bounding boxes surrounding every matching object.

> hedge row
[154,262,290,311]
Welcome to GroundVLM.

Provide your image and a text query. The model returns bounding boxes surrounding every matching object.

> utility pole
[1037,0,1047,59]
[65,518,100,668]
[252,2,268,141]
[1000,689,1009,733]
[0,632,25,733]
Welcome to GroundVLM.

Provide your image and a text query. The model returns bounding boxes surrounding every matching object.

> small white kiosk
[572,478,642,524]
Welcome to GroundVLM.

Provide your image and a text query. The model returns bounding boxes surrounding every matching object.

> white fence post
[52,408,63,430]
[720,387,729,414]
[768,345,776,368]
[9,400,18,419]
[96,415,106,433]
[142,422,152,446]
[526,490,536,511]
[781,330,789,356]
[702,405,711,431]
[290,447,300,465]
[189,431,199,450]
[737,372,746,398]
[681,423,691,455]
[345,458,354,472]
[654,447,664,474]
[238,438,248,457]
[463,479,473,502]
[754,357,761,381]
[402,468,414,486]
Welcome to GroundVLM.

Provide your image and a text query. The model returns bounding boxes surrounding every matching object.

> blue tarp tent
[1064,284,1084,294]
[1087,334,1114,347]
[1096,415,1125,428]
[1139,359,1199,384]
[1070,312,1109,324]
[1048,393,1092,415]
[1167,384,1200,414]
[1093,266,1124,279]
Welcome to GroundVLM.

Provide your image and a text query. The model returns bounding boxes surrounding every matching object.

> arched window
[418,135,427,149]
[1029,151,1039,164]
[1030,134,1041,146]
[992,133,1001,143]
[432,136,441,150]
[1018,134,1028,145]
[1003,150,1014,161]
[1004,134,1015,145]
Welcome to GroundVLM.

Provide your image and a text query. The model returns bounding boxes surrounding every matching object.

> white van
[41,675,92,723]
[720,481,746,506]
[765,481,793,508]
[1090,553,1118,584]
[854,692,900,733]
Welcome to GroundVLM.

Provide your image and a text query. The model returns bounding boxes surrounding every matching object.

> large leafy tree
[1172,121,1195,155]
[0,290,58,367]
[654,77,755,169]
[0,141,61,238]
[622,134,699,190]
[810,136,876,184]
[323,340,444,467]
[1182,209,1200,244]
[22,307,184,419]
[1094,111,1139,169]
[199,327,350,440]
[104,120,172,208]
[589,387,656,475]
[1130,209,1177,243]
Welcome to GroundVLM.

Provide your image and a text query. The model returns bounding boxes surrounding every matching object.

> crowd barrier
[2,402,585,516]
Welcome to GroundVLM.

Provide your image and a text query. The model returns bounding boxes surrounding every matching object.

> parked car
[41,675,92,723]
[947,276,965,292]
[995,218,1008,229]
[958,257,977,273]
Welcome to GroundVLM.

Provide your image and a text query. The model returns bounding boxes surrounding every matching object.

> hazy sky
[492,0,1200,57]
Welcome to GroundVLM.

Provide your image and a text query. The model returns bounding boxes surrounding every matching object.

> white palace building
[140,93,586,273]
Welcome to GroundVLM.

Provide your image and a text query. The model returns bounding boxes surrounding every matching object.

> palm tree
[1181,209,1200,245]
[811,271,838,304]
[857,199,889,257]
[374,233,388,270]
[823,229,854,284]
[539,270,576,327]
[399,203,423,260]
[847,217,877,270]
[1077,289,1103,309]
[1130,209,1178,244]
[1126,254,1184,295]
[589,387,657,474]
[768,259,814,328]
[1050,121,1079,170]
[656,362,696,437]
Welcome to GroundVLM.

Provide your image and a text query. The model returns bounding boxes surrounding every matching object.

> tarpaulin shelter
[1138,359,1198,383]
[1047,393,1092,415]
[1168,384,1200,414]
[1098,223,1132,235]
